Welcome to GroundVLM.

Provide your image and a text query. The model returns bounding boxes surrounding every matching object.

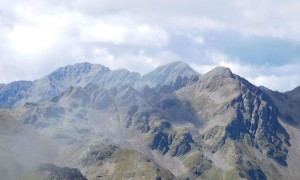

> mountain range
[0,61,299,180]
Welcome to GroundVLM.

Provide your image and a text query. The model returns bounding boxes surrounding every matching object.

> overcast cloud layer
[0,0,299,92]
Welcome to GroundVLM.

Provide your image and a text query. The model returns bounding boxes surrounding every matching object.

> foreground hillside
[0,61,299,180]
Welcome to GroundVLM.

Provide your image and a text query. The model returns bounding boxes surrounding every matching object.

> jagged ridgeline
[0,61,299,180]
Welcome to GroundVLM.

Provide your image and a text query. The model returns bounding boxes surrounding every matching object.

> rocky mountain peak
[149,61,198,76]
[138,61,199,88]
[161,60,194,69]
[204,66,234,78]
[48,62,109,81]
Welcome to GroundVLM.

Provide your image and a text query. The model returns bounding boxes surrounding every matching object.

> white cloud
[168,16,226,31]
[194,36,205,45]
[248,75,300,92]
[79,22,125,44]
[78,19,169,47]
[8,26,55,55]
[7,4,169,49]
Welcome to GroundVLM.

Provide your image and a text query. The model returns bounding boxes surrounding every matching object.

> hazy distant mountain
[0,61,300,180]
[0,61,199,108]
[0,81,33,108]
[137,61,199,88]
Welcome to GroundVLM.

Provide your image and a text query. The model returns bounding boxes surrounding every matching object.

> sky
[0,0,299,92]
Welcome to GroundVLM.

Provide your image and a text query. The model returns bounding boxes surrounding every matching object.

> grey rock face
[262,85,300,127]
[0,81,33,108]
[186,70,287,165]
[226,80,290,165]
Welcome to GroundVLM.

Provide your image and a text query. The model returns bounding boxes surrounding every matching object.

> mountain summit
[143,61,199,80]
[204,66,233,78]
[138,61,199,88]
